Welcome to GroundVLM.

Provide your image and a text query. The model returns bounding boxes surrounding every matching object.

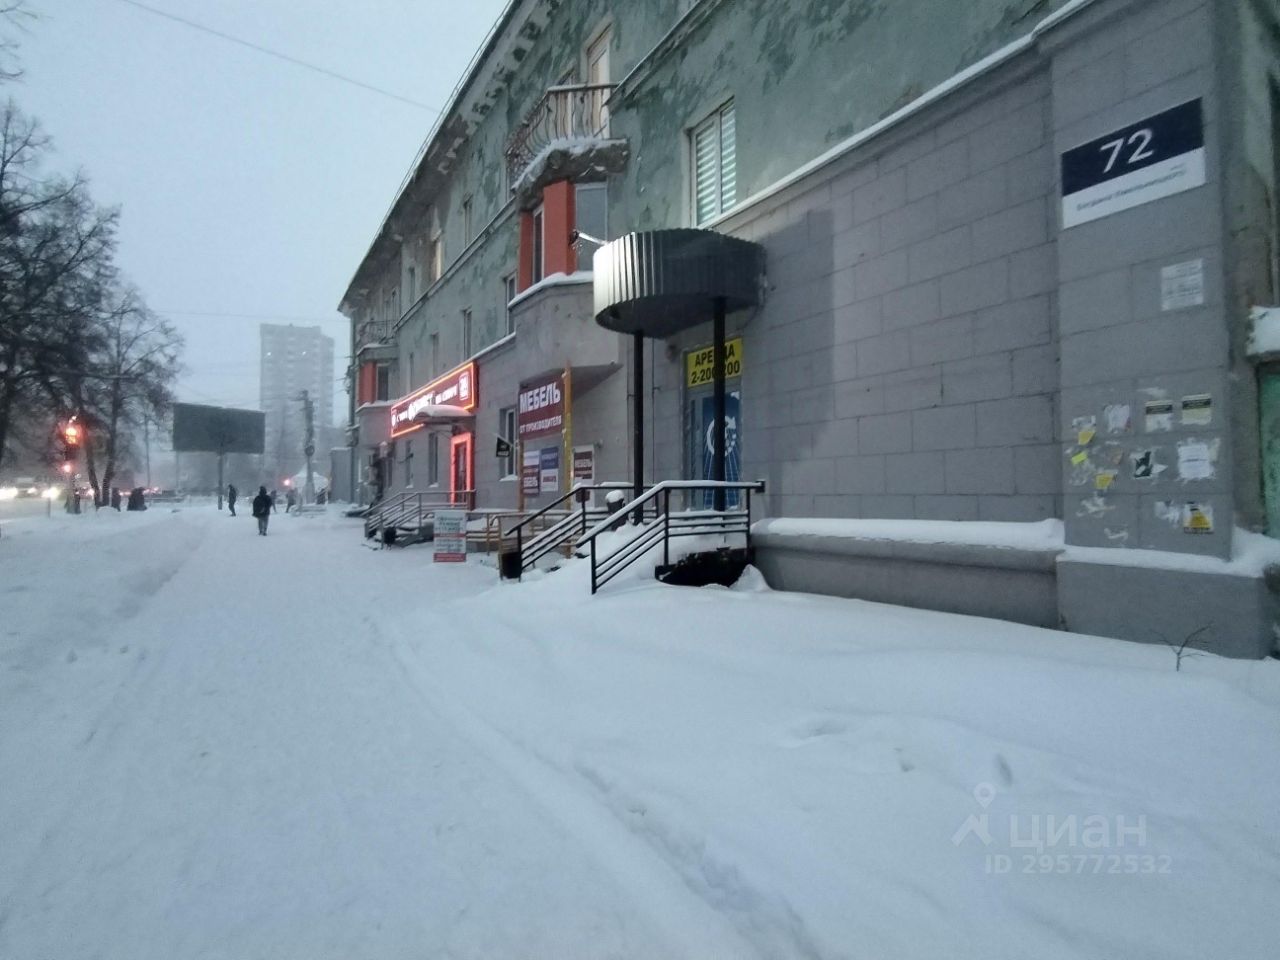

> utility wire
[109,0,442,113]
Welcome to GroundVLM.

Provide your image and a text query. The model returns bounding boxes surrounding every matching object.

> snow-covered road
[2,504,1279,959]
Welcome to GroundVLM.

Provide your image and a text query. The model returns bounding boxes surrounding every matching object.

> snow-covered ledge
[507,270,593,310]
[753,518,1064,572]
[752,518,1062,628]
[1247,305,1280,359]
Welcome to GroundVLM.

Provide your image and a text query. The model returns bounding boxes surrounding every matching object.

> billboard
[172,403,265,454]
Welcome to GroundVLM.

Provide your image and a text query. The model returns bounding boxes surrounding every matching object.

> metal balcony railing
[505,83,616,186]
[356,320,394,349]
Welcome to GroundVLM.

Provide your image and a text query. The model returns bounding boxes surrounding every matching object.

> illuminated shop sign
[389,361,476,438]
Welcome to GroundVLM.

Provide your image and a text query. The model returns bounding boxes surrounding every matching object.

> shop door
[686,388,742,507]
[1261,367,1280,535]
[450,433,473,507]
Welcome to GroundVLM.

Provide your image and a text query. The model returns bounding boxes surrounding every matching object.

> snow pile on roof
[507,269,594,309]
[508,136,617,196]
[1247,305,1280,357]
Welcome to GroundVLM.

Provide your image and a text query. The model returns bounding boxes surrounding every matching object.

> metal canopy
[592,229,764,337]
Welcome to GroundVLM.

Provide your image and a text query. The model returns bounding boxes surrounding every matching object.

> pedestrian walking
[285,488,297,513]
[227,483,238,516]
[110,487,122,511]
[270,489,279,512]
[252,485,272,536]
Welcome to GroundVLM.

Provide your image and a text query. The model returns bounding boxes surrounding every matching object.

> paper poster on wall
[1060,99,1205,228]
[1094,470,1117,491]
[1180,394,1212,426]
[1131,448,1166,480]
[1176,438,1218,481]
[1161,259,1205,311]
[1104,403,1131,434]
[1072,415,1097,446]
[521,448,540,496]
[1182,502,1214,534]
[572,446,595,483]
[1144,399,1174,432]
[539,446,560,492]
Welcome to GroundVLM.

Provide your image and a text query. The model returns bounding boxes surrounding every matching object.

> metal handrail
[504,82,618,186]
[578,480,766,594]
[363,489,475,540]
[498,482,644,578]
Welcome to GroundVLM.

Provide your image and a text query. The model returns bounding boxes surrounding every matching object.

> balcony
[356,320,395,351]
[505,83,628,202]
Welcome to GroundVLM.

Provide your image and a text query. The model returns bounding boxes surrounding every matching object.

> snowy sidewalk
[2,505,1279,959]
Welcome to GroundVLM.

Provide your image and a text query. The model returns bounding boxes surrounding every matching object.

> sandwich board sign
[433,510,467,562]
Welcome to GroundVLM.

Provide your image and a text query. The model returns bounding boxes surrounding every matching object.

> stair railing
[575,480,766,594]
[499,482,642,577]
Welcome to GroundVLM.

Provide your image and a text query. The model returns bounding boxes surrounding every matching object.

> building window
[574,182,607,256]
[461,308,472,359]
[504,274,517,335]
[375,362,391,402]
[408,351,415,388]
[407,265,417,303]
[585,26,611,134]
[404,438,413,486]
[462,195,473,246]
[691,100,737,225]
[500,406,517,478]
[531,204,545,284]
[430,332,439,375]
[428,433,440,486]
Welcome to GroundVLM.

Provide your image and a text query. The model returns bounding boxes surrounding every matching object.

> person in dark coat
[227,483,238,516]
[285,488,297,513]
[110,487,122,511]
[251,485,273,535]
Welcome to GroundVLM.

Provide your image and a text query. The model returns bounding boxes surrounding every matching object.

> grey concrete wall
[754,533,1061,629]
[1047,0,1234,558]
[649,53,1063,526]
[1058,558,1279,658]
[610,0,1073,232]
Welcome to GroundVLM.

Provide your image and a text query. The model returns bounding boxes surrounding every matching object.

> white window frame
[403,438,413,487]
[499,406,517,478]
[504,274,517,335]
[461,308,472,359]
[690,99,737,226]
[427,433,440,487]
[374,362,391,402]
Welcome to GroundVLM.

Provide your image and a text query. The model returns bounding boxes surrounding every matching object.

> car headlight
[0,486,17,500]
[42,486,61,499]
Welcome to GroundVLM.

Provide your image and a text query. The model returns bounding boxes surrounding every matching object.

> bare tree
[0,103,121,470]
[82,287,183,502]
[0,2,35,84]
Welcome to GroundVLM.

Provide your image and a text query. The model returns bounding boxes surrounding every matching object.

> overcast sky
[13,0,508,425]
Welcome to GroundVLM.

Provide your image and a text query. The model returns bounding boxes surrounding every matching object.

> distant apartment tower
[259,323,334,478]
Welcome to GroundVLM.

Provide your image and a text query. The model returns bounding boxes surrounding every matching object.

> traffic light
[61,419,82,466]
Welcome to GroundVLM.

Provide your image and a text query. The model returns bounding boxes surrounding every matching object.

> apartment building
[260,323,334,481]
[341,0,1280,656]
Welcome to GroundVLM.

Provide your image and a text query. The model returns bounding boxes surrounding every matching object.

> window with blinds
[691,100,737,225]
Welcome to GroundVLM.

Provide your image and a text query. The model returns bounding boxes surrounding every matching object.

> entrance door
[450,433,473,508]
[1261,366,1280,535]
[686,389,742,507]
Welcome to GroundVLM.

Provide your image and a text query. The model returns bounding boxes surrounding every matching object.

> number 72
[1100,129,1155,173]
